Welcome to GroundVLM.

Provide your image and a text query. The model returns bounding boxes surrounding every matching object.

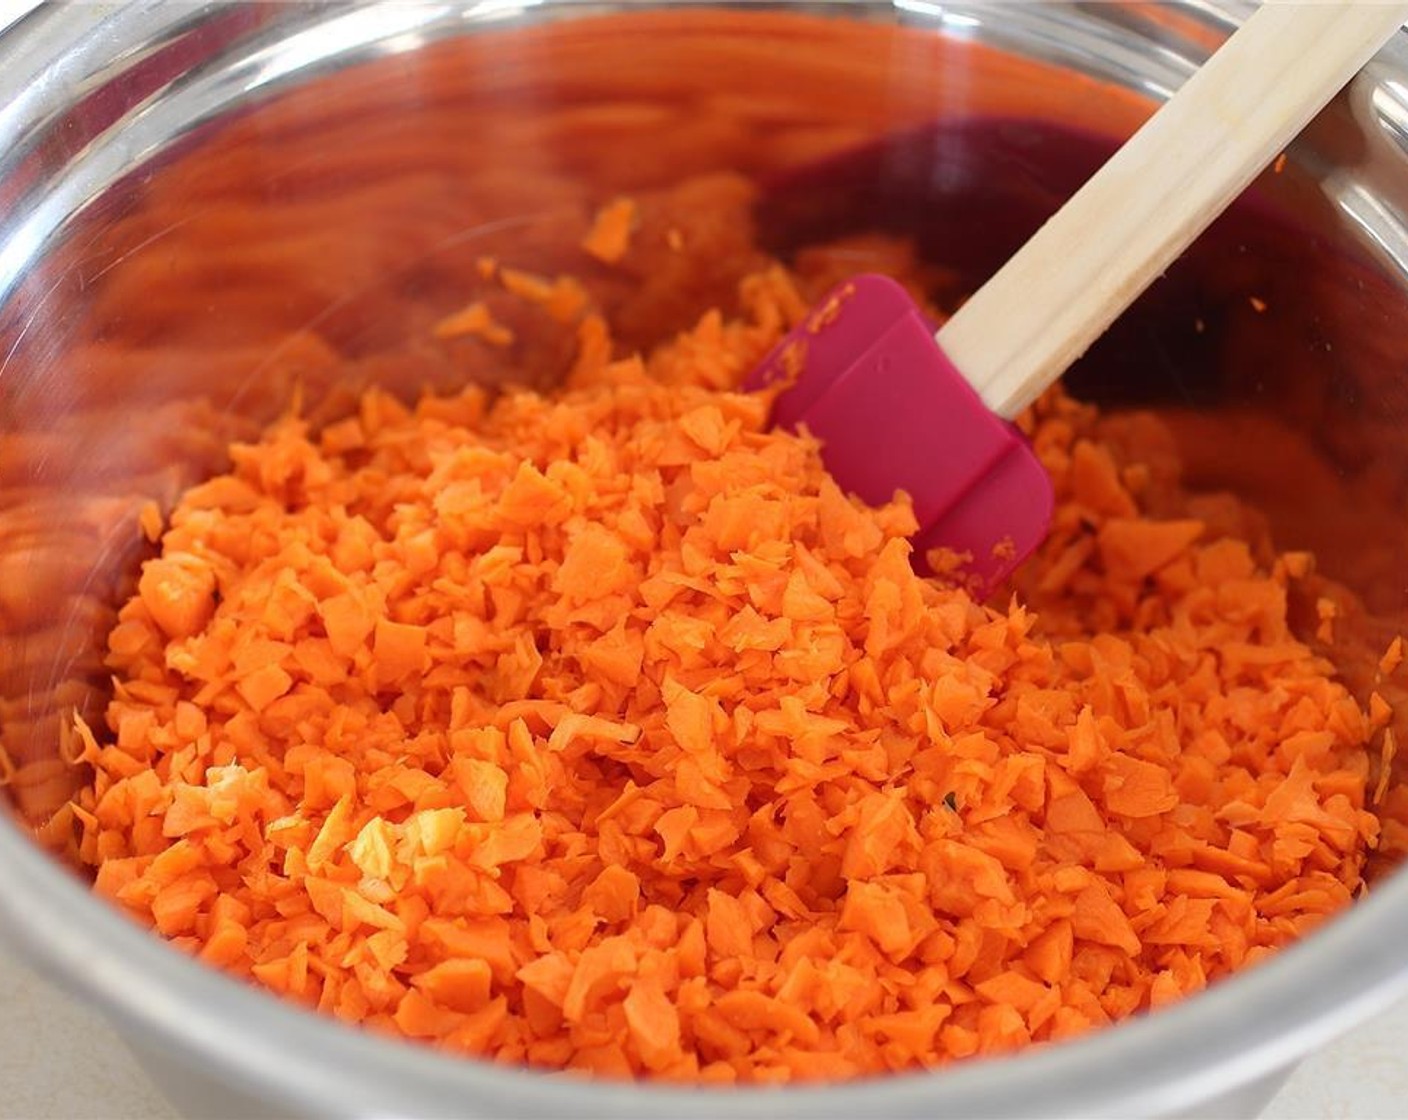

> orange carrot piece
[415,958,494,1013]
[1097,519,1204,582]
[623,978,682,1071]
[137,554,217,640]
[433,301,514,347]
[582,198,638,265]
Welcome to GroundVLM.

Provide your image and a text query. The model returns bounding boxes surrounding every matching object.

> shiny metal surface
[3,3,1408,1117]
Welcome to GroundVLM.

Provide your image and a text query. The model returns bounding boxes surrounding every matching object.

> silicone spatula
[748,0,1408,590]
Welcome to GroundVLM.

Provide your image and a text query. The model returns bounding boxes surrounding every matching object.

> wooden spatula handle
[938,0,1408,420]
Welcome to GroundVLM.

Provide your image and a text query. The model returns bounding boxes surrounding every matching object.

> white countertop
[1,942,1406,1120]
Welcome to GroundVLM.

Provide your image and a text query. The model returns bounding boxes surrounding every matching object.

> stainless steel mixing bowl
[5,3,1408,1117]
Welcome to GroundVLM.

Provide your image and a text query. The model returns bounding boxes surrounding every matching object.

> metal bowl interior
[5,3,1408,1117]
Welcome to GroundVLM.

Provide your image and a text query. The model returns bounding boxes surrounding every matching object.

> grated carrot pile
[58,197,1384,1084]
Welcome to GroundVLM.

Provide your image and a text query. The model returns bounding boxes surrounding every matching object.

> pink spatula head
[744,274,1053,590]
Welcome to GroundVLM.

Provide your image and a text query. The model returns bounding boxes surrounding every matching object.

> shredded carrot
[498,267,589,324]
[1381,636,1403,677]
[582,198,638,264]
[61,183,1384,1085]
[433,301,515,347]
[138,500,164,544]
[1317,596,1338,644]
[1377,729,1397,806]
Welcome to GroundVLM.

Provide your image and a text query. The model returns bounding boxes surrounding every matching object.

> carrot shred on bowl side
[582,197,638,264]
[57,184,1388,1085]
